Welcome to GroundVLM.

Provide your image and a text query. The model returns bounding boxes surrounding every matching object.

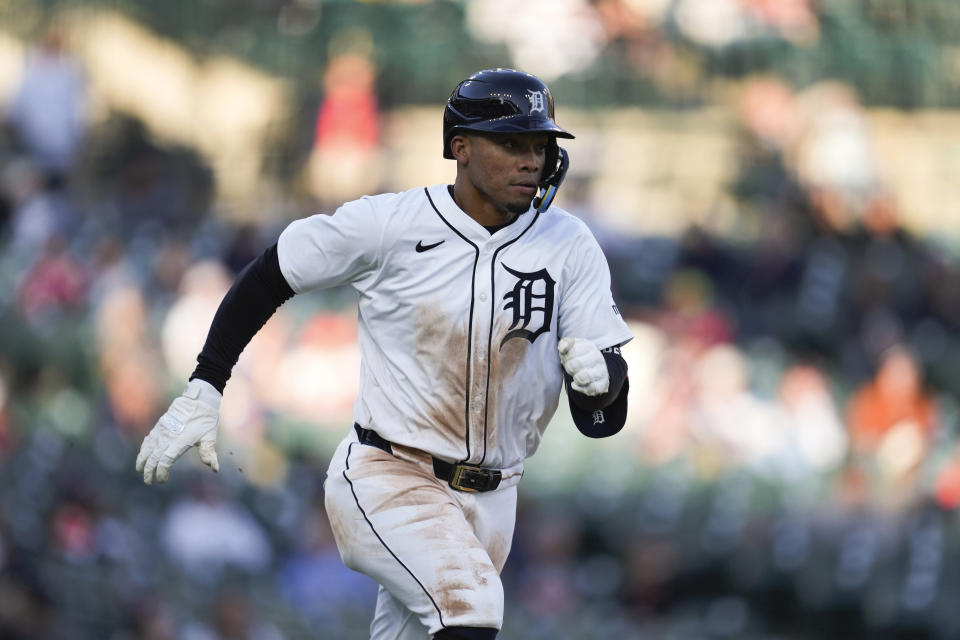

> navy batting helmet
[443,68,574,212]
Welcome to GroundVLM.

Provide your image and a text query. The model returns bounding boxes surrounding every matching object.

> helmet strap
[533,147,569,213]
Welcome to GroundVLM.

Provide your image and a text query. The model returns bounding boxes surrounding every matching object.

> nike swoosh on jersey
[415,240,445,252]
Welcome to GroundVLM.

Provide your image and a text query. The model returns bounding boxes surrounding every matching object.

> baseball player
[136,68,632,640]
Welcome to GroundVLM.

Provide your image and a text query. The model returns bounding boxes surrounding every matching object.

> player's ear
[450,134,470,163]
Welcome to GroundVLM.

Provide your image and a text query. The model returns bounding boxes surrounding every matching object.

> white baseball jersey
[278,183,632,474]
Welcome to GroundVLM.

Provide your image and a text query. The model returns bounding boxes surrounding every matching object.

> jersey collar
[426,184,536,245]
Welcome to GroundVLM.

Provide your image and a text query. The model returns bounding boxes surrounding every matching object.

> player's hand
[558,337,609,396]
[136,379,221,485]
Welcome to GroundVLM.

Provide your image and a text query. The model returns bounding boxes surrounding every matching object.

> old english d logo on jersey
[500,264,555,349]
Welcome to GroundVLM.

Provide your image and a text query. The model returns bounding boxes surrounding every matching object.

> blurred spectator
[87,235,139,308]
[181,586,285,640]
[635,335,698,468]
[4,25,88,188]
[634,270,736,470]
[515,509,583,615]
[466,0,606,80]
[792,82,882,233]
[845,345,938,506]
[690,343,782,474]
[0,372,10,456]
[1,159,74,265]
[16,233,87,321]
[95,283,163,433]
[222,224,263,276]
[742,0,820,43]
[592,0,659,45]
[278,500,378,623]
[0,572,53,639]
[673,0,819,49]
[271,311,360,425]
[933,446,960,510]
[772,363,847,482]
[161,261,233,382]
[50,497,98,562]
[655,268,735,347]
[305,45,381,207]
[161,478,272,581]
[126,600,178,640]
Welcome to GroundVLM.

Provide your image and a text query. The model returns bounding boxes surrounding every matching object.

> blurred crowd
[3,2,960,639]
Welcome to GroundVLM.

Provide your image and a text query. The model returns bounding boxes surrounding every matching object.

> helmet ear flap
[542,139,559,184]
[534,146,569,213]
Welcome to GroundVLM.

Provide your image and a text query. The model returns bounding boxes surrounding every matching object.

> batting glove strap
[184,377,223,410]
[558,337,609,396]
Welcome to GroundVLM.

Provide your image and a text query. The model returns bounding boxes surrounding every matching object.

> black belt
[354,423,502,493]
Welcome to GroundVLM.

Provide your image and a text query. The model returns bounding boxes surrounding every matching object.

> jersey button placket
[473,290,489,413]
[469,253,493,459]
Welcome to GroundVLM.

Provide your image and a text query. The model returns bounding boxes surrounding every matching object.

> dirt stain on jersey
[413,305,469,448]
[482,325,531,454]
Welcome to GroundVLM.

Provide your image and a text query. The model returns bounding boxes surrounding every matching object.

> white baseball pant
[324,431,518,638]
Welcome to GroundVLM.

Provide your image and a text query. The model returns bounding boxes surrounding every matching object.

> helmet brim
[443,119,574,158]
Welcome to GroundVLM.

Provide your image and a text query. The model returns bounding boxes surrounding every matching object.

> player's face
[461,132,550,220]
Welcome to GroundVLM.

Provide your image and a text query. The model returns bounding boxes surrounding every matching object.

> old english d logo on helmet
[527,90,546,113]
[442,68,573,213]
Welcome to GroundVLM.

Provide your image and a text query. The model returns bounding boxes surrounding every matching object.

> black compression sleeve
[190,243,295,393]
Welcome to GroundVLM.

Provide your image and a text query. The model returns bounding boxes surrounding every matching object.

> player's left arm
[557,226,633,438]
[558,339,629,438]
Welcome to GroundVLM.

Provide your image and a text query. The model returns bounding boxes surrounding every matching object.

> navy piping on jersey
[343,442,447,628]
[478,210,541,466]
[424,187,480,463]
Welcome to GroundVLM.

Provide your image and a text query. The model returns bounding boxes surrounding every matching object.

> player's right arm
[137,198,385,485]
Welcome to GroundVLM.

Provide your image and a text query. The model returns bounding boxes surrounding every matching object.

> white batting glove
[558,337,609,396]
[136,379,221,485]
